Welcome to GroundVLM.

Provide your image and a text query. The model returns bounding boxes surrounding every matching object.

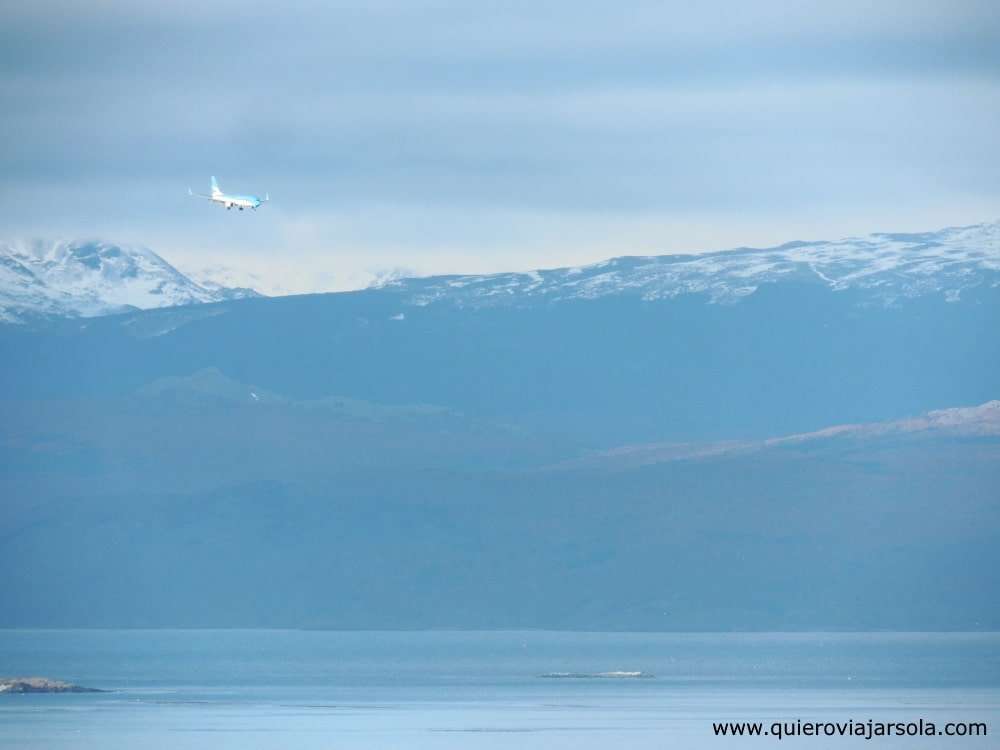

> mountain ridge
[4,221,998,324]
[1,222,999,629]
[554,400,1000,470]
[0,239,260,323]
[379,220,1000,307]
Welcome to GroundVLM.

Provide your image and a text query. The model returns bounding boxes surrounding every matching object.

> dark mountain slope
[2,222,998,629]
[2,283,998,445]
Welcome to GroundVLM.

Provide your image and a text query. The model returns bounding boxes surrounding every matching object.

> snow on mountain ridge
[556,400,1000,471]
[0,239,260,323]
[382,221,1000,307]
[5,221,997,323]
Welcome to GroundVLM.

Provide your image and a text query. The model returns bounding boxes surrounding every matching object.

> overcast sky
[2,0,999,294]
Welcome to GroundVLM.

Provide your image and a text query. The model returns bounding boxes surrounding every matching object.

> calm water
[1,630,998,748]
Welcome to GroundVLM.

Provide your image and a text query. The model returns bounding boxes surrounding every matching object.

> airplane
[189,176,269,211]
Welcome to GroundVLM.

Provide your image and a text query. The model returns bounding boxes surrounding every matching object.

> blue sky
[2,0,998,293]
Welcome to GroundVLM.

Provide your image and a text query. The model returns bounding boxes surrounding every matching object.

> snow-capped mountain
[6,221,998,323]
[0,240,260,323]
[380,221,1000,307]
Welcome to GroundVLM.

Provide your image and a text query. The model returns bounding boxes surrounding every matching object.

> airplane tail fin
[211,176,221,196]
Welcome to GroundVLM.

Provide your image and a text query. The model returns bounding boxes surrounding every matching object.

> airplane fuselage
[212,193,262,210]
[190,177,268,211]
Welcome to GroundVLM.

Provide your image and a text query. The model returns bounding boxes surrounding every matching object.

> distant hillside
[1,221,998,629]
[2,390,997,630]
[0,239,260,322]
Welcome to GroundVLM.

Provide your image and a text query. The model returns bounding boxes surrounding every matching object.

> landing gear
[239,207,243,211]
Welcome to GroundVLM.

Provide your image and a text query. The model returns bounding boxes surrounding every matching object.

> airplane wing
[188,187,213,199]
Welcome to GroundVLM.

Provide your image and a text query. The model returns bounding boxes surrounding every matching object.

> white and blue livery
[189,176,269,211]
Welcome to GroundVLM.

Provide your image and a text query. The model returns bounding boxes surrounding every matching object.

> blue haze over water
[2,630,998,748]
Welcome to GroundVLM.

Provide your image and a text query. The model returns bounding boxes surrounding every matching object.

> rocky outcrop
[0,677,103,694]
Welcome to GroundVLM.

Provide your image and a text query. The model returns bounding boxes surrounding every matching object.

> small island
[539,671,655,679]
[0,677,104,694]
